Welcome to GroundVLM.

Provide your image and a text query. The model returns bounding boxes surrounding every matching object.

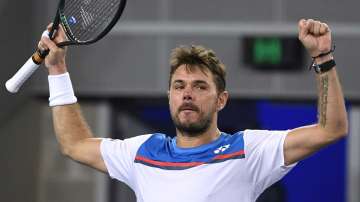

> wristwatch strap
[312,59,336,74]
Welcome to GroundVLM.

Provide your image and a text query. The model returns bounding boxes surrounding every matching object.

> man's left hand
[298,19,332,57]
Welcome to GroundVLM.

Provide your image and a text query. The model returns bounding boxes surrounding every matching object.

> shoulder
[136,133,171,154]
[101,133,157,153]
[243,129,289,139]
[102,133,153,144]
[243,129,290,150]
[140,133,169,145]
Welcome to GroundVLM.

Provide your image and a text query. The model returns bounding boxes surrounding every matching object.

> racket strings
[76,0,118,40]
[63,0,120,42]
[78,1,118,41]
[64,0,112,39]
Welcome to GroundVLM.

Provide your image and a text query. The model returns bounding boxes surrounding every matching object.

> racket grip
[5,52,44,93]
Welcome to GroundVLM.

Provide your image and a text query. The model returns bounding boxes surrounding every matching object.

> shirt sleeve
[243,129,297,198]
[100,134,151,187]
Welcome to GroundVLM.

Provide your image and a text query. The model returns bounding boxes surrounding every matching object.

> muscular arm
[284,20,348,166]
[39,24,107,172]
[52,104,107,172]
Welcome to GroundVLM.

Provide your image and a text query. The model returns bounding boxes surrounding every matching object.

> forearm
[52,103,94,155]
[315,55,348,139]
[284,19,349,165]
[40,26,106,171]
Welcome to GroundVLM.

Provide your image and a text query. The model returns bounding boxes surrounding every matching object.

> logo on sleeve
[214,144,230,154]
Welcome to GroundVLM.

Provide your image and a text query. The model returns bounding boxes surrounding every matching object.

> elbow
[336,116,349,138]
[330,118,349,141]
[59,144,77,159]
[334,127,348,140]
[318,119,348,144]
[59,145,72,157]
[338,120,349,138]
[58,140,84,161]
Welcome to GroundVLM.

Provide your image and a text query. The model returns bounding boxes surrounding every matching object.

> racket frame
[58,0,127,47]
[5,0,127,93]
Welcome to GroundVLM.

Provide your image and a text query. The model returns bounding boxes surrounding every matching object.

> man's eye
[196,85,207,90]
[174,85,184,90]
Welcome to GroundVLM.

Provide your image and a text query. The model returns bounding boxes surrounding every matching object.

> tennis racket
[5,0,127,93]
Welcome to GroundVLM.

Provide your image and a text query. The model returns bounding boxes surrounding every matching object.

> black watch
[312,59,336,74]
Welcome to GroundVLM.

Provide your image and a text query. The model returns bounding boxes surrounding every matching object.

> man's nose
[183,87,193,101]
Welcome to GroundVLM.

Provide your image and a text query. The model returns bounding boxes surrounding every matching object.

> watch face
[312,63,321,73]
[312,59,336,74]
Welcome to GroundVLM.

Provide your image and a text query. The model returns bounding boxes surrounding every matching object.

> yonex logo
[214,144,230,154]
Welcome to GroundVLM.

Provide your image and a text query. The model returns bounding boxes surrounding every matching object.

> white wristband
[48,72,78,107]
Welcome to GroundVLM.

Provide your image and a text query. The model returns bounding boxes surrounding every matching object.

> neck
[175,125,221,148]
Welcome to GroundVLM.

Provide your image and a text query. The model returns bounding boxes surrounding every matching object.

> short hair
[169,45,226,93]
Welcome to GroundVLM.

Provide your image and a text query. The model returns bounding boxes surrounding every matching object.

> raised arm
[40,25,107,172]
[284,19,348,165]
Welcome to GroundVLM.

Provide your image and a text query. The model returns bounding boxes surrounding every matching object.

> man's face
[168,65,225,136]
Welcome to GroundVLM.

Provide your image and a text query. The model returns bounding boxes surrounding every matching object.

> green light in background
[253,38,282,65]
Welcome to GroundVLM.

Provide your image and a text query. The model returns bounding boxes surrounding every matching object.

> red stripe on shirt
[135,156,204,167]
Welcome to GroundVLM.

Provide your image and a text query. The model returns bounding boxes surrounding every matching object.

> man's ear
[217,91,229,111]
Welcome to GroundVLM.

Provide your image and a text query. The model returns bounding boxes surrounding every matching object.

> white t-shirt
[100,130,296,202]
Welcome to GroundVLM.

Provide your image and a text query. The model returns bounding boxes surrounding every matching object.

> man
[39,19,348,202]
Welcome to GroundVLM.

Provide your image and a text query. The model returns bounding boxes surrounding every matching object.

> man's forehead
[172,65,211,81]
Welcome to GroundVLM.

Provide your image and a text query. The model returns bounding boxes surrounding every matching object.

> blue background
[257,101,346,202]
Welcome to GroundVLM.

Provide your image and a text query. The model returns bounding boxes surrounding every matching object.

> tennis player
[39,19,348,202]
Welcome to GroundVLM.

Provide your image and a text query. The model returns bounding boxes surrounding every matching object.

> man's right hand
[38,24,68,75]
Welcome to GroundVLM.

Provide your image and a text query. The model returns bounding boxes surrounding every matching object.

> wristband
[48,72,77,107]
[308,45,336,72]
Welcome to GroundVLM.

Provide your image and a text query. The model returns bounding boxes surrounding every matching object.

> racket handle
[5,51,45,93]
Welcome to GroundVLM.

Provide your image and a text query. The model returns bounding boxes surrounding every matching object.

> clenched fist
[298,19,332,58]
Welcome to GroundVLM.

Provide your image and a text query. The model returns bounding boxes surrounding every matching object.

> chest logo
[214,144,230,154]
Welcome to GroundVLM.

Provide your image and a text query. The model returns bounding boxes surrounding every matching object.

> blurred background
[0,0,359,202]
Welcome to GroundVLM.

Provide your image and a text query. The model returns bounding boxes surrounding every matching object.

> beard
[171,103,215,137]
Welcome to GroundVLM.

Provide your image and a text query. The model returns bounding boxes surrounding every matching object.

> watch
[312,59,336,74]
